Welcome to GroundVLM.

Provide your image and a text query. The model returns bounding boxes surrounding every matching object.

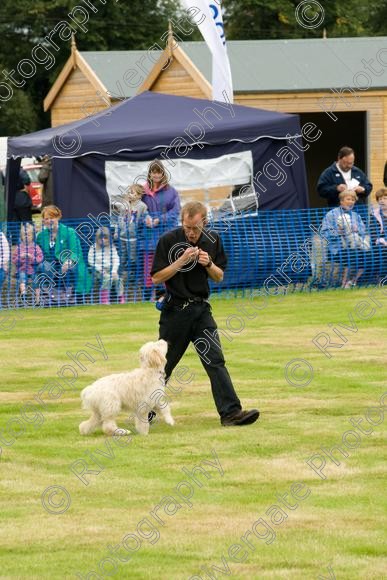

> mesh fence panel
[0,207,385,310]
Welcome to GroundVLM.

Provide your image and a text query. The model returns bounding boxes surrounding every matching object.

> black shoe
[221,409,260,426]
[148,410,157,423]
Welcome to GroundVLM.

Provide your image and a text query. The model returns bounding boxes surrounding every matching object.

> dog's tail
[80,385,93,410]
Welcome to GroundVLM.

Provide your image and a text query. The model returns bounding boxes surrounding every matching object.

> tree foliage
[222,0,383,40]
[0,0,384,135]
[0,0,183,133]
[366,1,387,35]
[0,90,38,136]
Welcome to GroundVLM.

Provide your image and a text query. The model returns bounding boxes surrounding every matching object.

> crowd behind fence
[0,207,386,310]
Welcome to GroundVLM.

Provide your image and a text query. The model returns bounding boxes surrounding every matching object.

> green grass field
[0,288,386,579]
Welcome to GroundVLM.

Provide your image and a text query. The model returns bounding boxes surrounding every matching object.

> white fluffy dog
[79,339,174,436]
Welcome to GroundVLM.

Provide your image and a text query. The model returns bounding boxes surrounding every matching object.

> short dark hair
[181,201,207,222]
[338,146,354,159]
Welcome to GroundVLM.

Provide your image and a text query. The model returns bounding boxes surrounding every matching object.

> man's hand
[178,246,199,267]
[355,186,365,194]
[153,218,160,227]
[198,249,211,267]
[145,216,153,227]
[337,184,347,192]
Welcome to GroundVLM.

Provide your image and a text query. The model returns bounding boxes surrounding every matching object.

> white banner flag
[181,0,233,103]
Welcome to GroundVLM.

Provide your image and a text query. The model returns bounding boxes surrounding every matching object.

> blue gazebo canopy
[6,91,308,218]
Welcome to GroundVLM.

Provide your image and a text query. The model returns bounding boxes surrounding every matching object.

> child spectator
[0,230,10,306]
[370,187,387,278]
[371,188,387,245]
[88,226,124,305]
[114,184,151,294]
[12,223,43,304]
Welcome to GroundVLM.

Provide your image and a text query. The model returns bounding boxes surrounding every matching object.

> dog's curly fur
[79,339,174,436]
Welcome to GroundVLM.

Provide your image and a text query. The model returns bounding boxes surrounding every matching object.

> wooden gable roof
[43,38,110,113]
[44,35,387,114]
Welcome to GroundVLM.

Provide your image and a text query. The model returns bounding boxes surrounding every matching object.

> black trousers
[158,301,241,419]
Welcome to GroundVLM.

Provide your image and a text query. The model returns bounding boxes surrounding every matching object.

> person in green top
[36,205,92,299]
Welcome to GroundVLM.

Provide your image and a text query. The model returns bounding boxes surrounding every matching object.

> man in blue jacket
[317,146,372,207]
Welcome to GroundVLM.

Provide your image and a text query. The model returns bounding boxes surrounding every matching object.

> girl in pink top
[12,223,44,303]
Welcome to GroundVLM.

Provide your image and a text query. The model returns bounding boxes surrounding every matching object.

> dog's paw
[114,428,132,436]
[79,422,90,436]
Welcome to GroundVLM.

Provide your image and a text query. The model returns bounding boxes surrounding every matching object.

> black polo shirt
[151,227,227,300]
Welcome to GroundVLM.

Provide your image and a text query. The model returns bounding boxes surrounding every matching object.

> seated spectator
[317,147,372,207]
[12,223,43,305]
[37,205,92,302]
[370,187,387,277]
[88,226,124,304]
[371,188,387,243]
[114,184,152,293]
[0,230,10,306]
[320,190,370,288]
[142,160,181,300]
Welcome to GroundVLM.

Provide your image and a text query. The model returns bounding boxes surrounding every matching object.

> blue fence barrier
[0,207,385,310]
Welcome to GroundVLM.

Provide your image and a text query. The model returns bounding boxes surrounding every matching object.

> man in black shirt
[151,201,259,427]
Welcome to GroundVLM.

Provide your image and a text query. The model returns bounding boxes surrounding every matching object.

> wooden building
[44,35,387,206]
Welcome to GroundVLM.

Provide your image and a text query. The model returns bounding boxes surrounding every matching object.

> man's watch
[205,257,213,268]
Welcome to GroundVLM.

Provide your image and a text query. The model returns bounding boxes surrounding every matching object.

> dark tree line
[223,0,386,40]
[0,0,385,135]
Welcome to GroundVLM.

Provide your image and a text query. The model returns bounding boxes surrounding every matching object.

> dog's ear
[148,346,166,369]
